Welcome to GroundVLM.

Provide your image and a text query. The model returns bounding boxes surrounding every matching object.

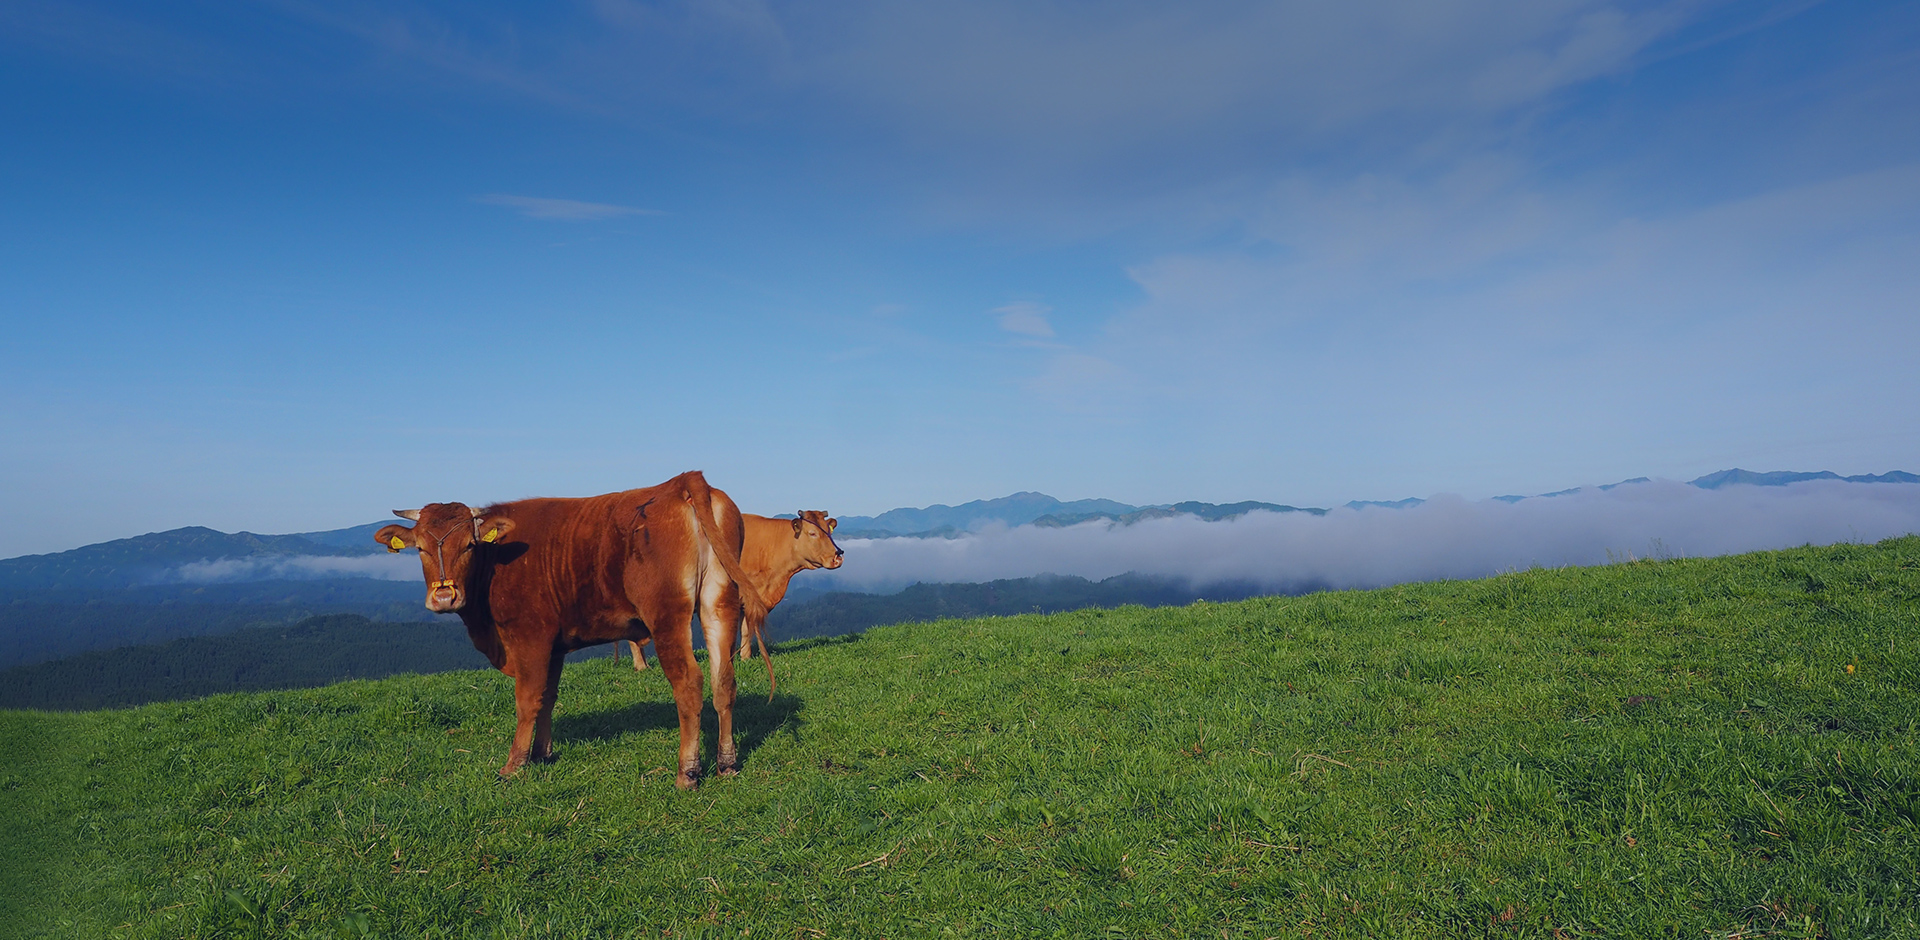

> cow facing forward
[626,510,842,670]
[376,471,770,788]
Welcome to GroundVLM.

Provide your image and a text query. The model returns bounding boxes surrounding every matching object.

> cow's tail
[681,471,777,698]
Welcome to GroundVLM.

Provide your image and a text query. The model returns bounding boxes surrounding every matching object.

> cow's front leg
[501,644,556,777]
[531,651,565,762]
[627,639,650,671]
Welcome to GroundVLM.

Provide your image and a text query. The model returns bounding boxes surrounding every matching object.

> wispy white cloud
[1006,159,1920,490]
[473,193,662,221]
[994,301,1055,337]
[162,553,419,584]
[798,479,1920,595]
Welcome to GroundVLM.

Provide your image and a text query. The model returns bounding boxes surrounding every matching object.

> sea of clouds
[797,479,1920,596]
[155,479,1920,593]
[166,553,420,584]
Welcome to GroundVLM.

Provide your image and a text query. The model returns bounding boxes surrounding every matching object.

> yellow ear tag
[481,528,498,543]
[388,536,405,551]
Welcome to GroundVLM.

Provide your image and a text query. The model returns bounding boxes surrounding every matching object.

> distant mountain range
[6,468,1916,590]
[1687,469,1918,488]
[833,493,1325,538]
[834,469,1916,536]
[0,523,388,592]
[1,467,1912,671]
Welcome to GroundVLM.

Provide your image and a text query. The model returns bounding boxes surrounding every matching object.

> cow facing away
[375,471,770,788]
[625,510,841,670]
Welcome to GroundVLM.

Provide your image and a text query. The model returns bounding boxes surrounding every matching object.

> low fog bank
[163,553,419,584]
[797,479,1920,596]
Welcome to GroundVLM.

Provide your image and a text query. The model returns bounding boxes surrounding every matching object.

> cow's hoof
[497,763,522,778]
[676,759,702,790]
[716,752,741,776]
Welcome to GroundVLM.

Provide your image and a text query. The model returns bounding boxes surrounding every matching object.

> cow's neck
[757,563,809,608]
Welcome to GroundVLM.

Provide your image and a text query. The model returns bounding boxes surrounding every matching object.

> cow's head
[375,503,514,613]
[790,510,843,570]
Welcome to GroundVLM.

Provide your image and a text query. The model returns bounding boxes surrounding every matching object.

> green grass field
[5,537,1918,938]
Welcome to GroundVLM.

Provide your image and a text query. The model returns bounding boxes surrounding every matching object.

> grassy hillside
[4,538,1918,938]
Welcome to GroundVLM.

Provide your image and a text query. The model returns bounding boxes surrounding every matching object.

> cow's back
[475,482,700,642]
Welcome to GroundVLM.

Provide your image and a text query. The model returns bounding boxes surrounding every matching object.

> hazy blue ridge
[834,492,1143,537]
[1031,508,1178,528]
[1346,497,1427,510]
[1383,470,1916,509]
[1175,500,1327,519]
[291,521,396,551]
[836,524,968,540]
[0,525,382,591]
[1032,501,1326,527]
[1688,468,1920,488]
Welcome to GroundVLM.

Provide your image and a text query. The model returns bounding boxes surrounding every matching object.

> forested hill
[0,614,487,711]
[1,573,1267,710]
[0,579,433,671]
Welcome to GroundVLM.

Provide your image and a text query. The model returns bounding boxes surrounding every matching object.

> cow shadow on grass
[553,691,805,769]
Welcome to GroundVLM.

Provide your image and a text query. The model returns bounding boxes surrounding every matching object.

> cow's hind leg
[646,598,706,789]
[501,643,557,777]
[626,639,651,671]
[701,576,743,776]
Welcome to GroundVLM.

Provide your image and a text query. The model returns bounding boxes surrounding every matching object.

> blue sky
[4,0,1917,558]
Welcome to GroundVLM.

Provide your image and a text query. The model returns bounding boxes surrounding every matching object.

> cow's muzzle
[427,579,463,612]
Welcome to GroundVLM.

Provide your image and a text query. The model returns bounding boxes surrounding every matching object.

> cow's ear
[477,517,514,544]
[792,517,804,538]
[393,508,421,522]
[827,517,837,531]
[376,524,415,553]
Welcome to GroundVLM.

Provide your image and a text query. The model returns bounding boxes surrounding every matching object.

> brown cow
[625,510,842,670]
[375,471,770,788]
